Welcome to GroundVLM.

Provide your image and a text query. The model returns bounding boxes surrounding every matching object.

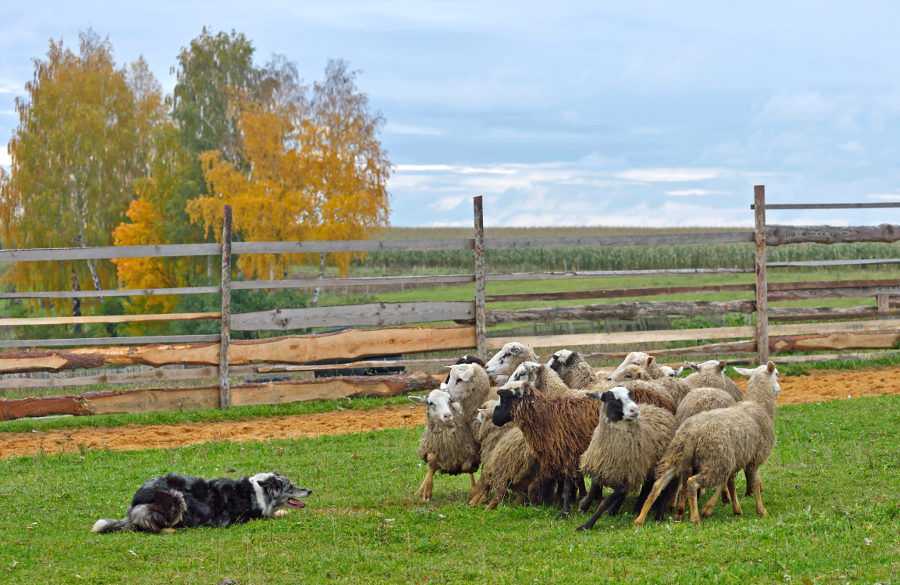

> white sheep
[508,361,578,397]
[659,365,684,378]
[634,362,781,526]
[547,349,613,388]
[684,360,744,402]
[483,342,538,384]
[409,389,480,501]
[443,363,496,434]
[576,386,678,530]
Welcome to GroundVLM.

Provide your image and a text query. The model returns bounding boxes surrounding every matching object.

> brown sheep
[634,362,781,526]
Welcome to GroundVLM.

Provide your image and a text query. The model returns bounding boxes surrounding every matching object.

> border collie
[92,472,311,533]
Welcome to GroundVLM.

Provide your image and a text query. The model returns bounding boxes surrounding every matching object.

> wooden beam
[0,335,221,349]
[580,340,757,360]
[485,283,755,303]
[232,274,475,291]
[768,259,900,268]
[257,358,458,373]
[483,232,754,250]
[485,268,753,282]
[220,205,233,409]
[473,196,487,361]
[769,286,900,302]
[0,372,446,421]
[233,239,475,254]
[752,203,900,210]
[0,350,106,374]
[771,351,898,364]
[484,300,756,326]
[0,312,219,327]
[769,306,900,322]
[0,243,222,263]
[770,331,900,352]
[878,294,890,314]
[755,185,769,365]
[0,286,221,300]
[0,365,267,391]
[766,224,900,246]
[232,302,476,331]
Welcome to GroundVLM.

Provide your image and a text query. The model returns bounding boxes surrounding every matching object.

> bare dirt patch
[1,366,898,459]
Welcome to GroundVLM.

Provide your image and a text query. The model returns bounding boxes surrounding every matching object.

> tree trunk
[70,266,82,335]
[310,253,328,309]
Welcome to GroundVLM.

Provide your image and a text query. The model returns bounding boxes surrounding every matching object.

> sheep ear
[409,396,427,404]
[508,345,523,355]
[477,408,489,416]
[732,366,755,377]
[687,361,701,372]
[498,388,520,399]
[717,361,727,373]
[566,352,577,365]
[767,361,776,373]
[459,366,475,382]
[646,356,655,367]
[585,392,603,400]
[674,366,683,377]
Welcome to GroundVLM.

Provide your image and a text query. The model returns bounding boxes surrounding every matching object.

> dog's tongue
[287,498,306,509]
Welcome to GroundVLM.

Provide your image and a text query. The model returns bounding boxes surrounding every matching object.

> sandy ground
[2,366,898,459]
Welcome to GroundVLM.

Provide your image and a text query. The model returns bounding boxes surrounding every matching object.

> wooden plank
[766,224,900,246]
[752,203,900,210]
[772,351,897,364]
[484,232,754,250]
[0,335,220,349]
[257,358,457,373]
[0,312,220,327]
[232,302,475,331]
[473,196,487,361]
[0,366,229,390]
[485,300,756,326]
[232,274,474,291]
[485,284,755,303]
[220,205,233,409]
[0,350,106,374]
[770,331,900,352]
[0,394,80,421]
[755,185,769,364]
[769,306,900,322]
[768,259,900,268]
[0,286,221,300]
[79,386,222,416]
[580,340,757,360]
[0,243,221,263]
[485,318,900,350]
[769,286,900,302]
[485,268,753,282]
[768,279,900,290]
[878,295,890,314]
[233,239,474,254]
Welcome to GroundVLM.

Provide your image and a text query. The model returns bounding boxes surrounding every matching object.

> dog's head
[250,473,312,516]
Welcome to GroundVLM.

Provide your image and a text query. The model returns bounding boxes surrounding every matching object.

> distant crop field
[1,395,898,584]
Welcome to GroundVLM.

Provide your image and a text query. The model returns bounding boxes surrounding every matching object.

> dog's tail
[91,518,133,533]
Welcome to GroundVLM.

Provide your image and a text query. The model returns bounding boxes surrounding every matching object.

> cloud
[868,194,900,201]
[0,147,10,167]
[665,189,730,196]
[431,196,466,211]
[611,168,729,182]
[385,123,444,135]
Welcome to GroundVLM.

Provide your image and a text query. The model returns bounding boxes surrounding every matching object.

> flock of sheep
[410,343,782,529]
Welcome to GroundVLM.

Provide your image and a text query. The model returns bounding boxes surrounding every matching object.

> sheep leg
[633,479,654,514]
[727,475,742,516]
[576,488,626,531]
[608,490,627,516]
[537,477,555,506]
[575,476,587,500]
[468,473,478,498]
[579,474,603,512]
[634,466,677,527]
[674,473,690,521]
[700,483,725,518]
[486,483,509,511]
[468,478,489,507]
[654,481,678,522]
[747,467,767,517]
[555,478,576,520]
[686,474,704,525]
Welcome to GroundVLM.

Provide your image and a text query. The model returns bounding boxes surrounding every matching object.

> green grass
[2,395,899,584]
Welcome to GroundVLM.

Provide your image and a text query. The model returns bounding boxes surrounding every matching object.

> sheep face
[509,361,542,384]
[484,342,530,377]
[492,383,524,427]
[606,364,651,383]
[733,362,781,396]
[588,386,639,423]
[409,389,455,423]
[609,351,654,380]
[688,359,725,373]
[547,349,576,374]
[659,365,683,378]
[455,354,486,367]
[444,364,476,402]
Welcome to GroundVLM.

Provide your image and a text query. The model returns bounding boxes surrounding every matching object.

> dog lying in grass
[92,472,311,533]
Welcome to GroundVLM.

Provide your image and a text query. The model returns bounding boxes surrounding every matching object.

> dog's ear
[259,474,280,493]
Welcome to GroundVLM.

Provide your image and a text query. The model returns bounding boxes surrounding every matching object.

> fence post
[473,196,487,361]
[754,186,769,365]
[219,205,233,409]
[877,294,889,314]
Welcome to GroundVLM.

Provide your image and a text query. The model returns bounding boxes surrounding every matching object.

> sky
[2,1,900,227]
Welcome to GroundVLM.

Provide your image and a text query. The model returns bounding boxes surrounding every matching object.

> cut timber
[0,372,446,420]
[766,224,900,246]
[36,327,476,367]
[580,340,757,360]
[485,300,756,326]
[770,332,900,352]
[769,286,900,302]
[486,319,900,350]
[485,284,754,303]
[769,306,900,322]
[0,312,219,327]
[232,302,475,331]
[0,366,221,391]
[0,350,106,374]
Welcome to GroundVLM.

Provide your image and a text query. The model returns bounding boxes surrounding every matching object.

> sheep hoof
[578,500,592,513]
[575,524,590,532]
[555,512,570,521]
[690,518,702,526]
[633,518,645,527]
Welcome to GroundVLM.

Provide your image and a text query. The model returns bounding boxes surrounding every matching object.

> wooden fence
[1,190,900,421]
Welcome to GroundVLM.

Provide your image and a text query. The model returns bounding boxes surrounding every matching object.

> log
[484,300,756,326]
[474,196,487,361]
[485,283,755,303]
[0,372,446,421]
[220,205,233,409]
[768,306,900,322]
[766,224,900,246]
[0,350,106,374]
[484,232,753,250]
[769,286,900,302]
[769,331,900,352]
[755,185,769,364]
[580,340,757,360]
[0,312,219,327]
[0,365,268,391]
[232,302,475,331]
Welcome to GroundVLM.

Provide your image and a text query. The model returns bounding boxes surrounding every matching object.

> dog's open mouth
[286,498,307,509]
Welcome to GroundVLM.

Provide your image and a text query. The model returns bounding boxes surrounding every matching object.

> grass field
[2,394,899,584]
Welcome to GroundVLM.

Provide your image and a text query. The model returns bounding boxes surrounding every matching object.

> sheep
[634,362,781,526]
[609,351,667,380]
[607,363,692,406]
[547,349,613,389]
[575,387,678,530]
[675,388,736,427]
[468,400,542,509]
[685,360,744,402]
[409,389,481,501]
[443,363,495,434]
[659,365,683,378]
[492,381,601,519]
[509,361,576,397]
[483,342,538,385]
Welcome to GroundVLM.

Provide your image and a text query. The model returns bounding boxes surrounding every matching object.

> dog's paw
[274,509,291,518]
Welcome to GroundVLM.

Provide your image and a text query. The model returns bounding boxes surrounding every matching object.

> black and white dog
[92,472,311,533]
